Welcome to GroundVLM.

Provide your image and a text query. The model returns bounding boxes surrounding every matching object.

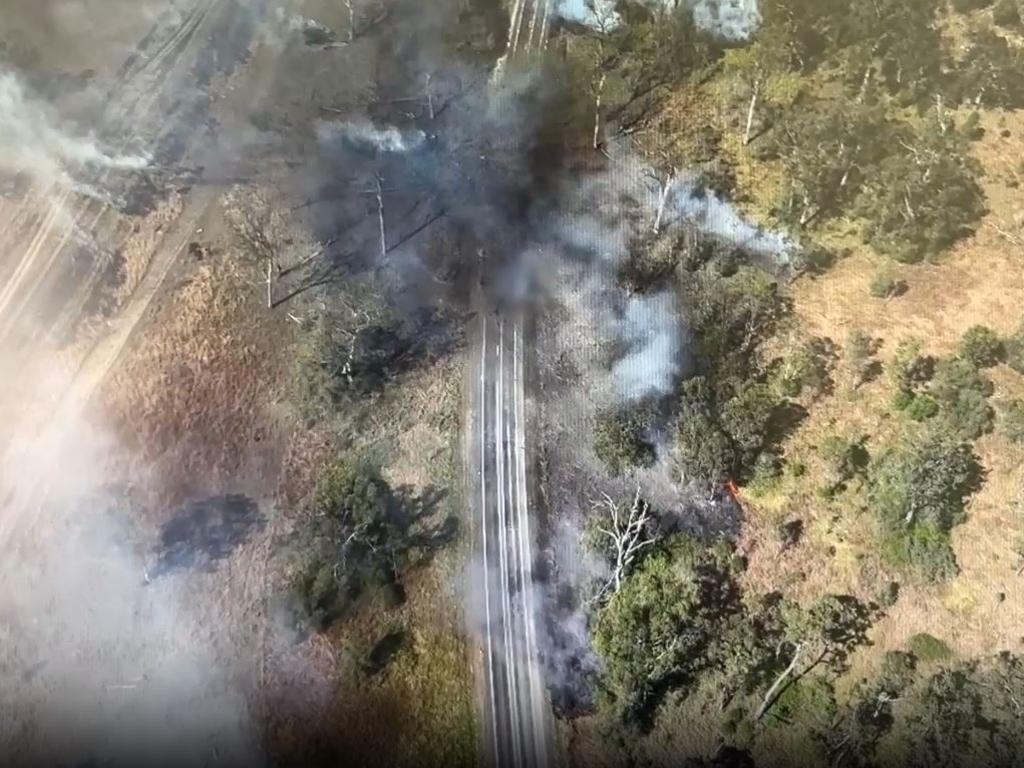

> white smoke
[669,177,793,258]
[316,119,426,154]
[553,0,762,41]
[612,292,684,400]
[0,359,262,768]
[0,70,150,189]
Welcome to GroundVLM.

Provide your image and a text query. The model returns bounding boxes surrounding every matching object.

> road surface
[471,308,552,768]
[470,4,554,765]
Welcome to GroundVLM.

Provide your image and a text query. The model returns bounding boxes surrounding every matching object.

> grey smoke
[317,119,427,154]
[0,364,263,768]
[0,70,150,189]
[669,175,793,258]
[554,0,762,41]
[612,292,684,401]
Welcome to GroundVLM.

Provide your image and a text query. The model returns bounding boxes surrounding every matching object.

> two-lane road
[471,308,551,768]
[471,1,553,765]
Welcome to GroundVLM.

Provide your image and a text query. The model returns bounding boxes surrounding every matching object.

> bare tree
[592,73,607,151]
[375,174,387,261]
[224,188,335,309]
[425,73,435,121]
[595,485,656,596]
[345,0,355,43]
[744,74,761,146]
[646,167,678,235]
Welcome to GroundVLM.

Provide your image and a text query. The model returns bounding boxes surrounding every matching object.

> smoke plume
[554,0,762,40]
[0,70,150,190]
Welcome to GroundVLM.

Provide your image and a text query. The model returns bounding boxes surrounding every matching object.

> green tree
[954,27,1024,109]
[929,357,995,439]
[834,0,947,106]
[993,0,1021,26]
[1000,400,1024,444]
[593,536,736,721]
[720,381,779,457]
[719,30,802,145]
[821,434,868,492]
[869,431,981,580]
[764,101,897,227]
[1004,323,1024,373]
[855,123,985,263]
[593,405,657,475]
[959,325,1003,368]
[675,377,738,485]
[847,330,877,390]
[889,337,933,394]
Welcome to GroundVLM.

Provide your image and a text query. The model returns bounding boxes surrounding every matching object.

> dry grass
[113,193,185,308]
[100,251,278,504]
[736,110,1024,666]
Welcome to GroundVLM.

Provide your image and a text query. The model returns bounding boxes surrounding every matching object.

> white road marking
[480,315,500,765]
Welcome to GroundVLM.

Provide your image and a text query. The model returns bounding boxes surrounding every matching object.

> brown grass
[737,110,1024,665]
[100,252,278,505]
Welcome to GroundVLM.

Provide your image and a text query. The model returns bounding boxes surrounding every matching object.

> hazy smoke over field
[0,71,150,190]
[0,362,261,768]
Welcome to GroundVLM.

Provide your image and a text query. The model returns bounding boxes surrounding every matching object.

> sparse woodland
[561,1,1024,766]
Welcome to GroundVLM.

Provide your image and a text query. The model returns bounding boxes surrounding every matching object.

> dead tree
[646,167,678,235]
[593,73,607,150]
[595,485,656,596]
[744,74,761,146]
[375,174,387,261]
[345,0,355,42]
[425,73,435,121]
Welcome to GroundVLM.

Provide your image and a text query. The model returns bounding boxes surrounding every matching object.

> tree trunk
[755,643,803,721]
[744,79,761,146]
[265,259,273,309]
[593,73,606,150]
[425,73,435,120]
[376,175,387,260]
[653,171,675,235]
[345,0,355,42]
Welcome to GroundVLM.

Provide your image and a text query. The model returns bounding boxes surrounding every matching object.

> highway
[471,308,552,768]
[470,4,555,766]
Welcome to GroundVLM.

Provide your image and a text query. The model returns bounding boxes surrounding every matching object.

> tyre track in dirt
[0,0,217,353]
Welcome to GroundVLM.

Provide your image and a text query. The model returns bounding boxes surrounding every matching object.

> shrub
[1001,400,1024,444]
[905,394,940,421]
[869,271,907,299]
[889,337,933,394]
[908,633,953,663]
[929,357,995,439]
[994,0,1021,25]
[1005,324,1024,373]
[951,0,992,9]
[870,432,980,580]
[594,406,656,476]
[958,325,1003,368]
